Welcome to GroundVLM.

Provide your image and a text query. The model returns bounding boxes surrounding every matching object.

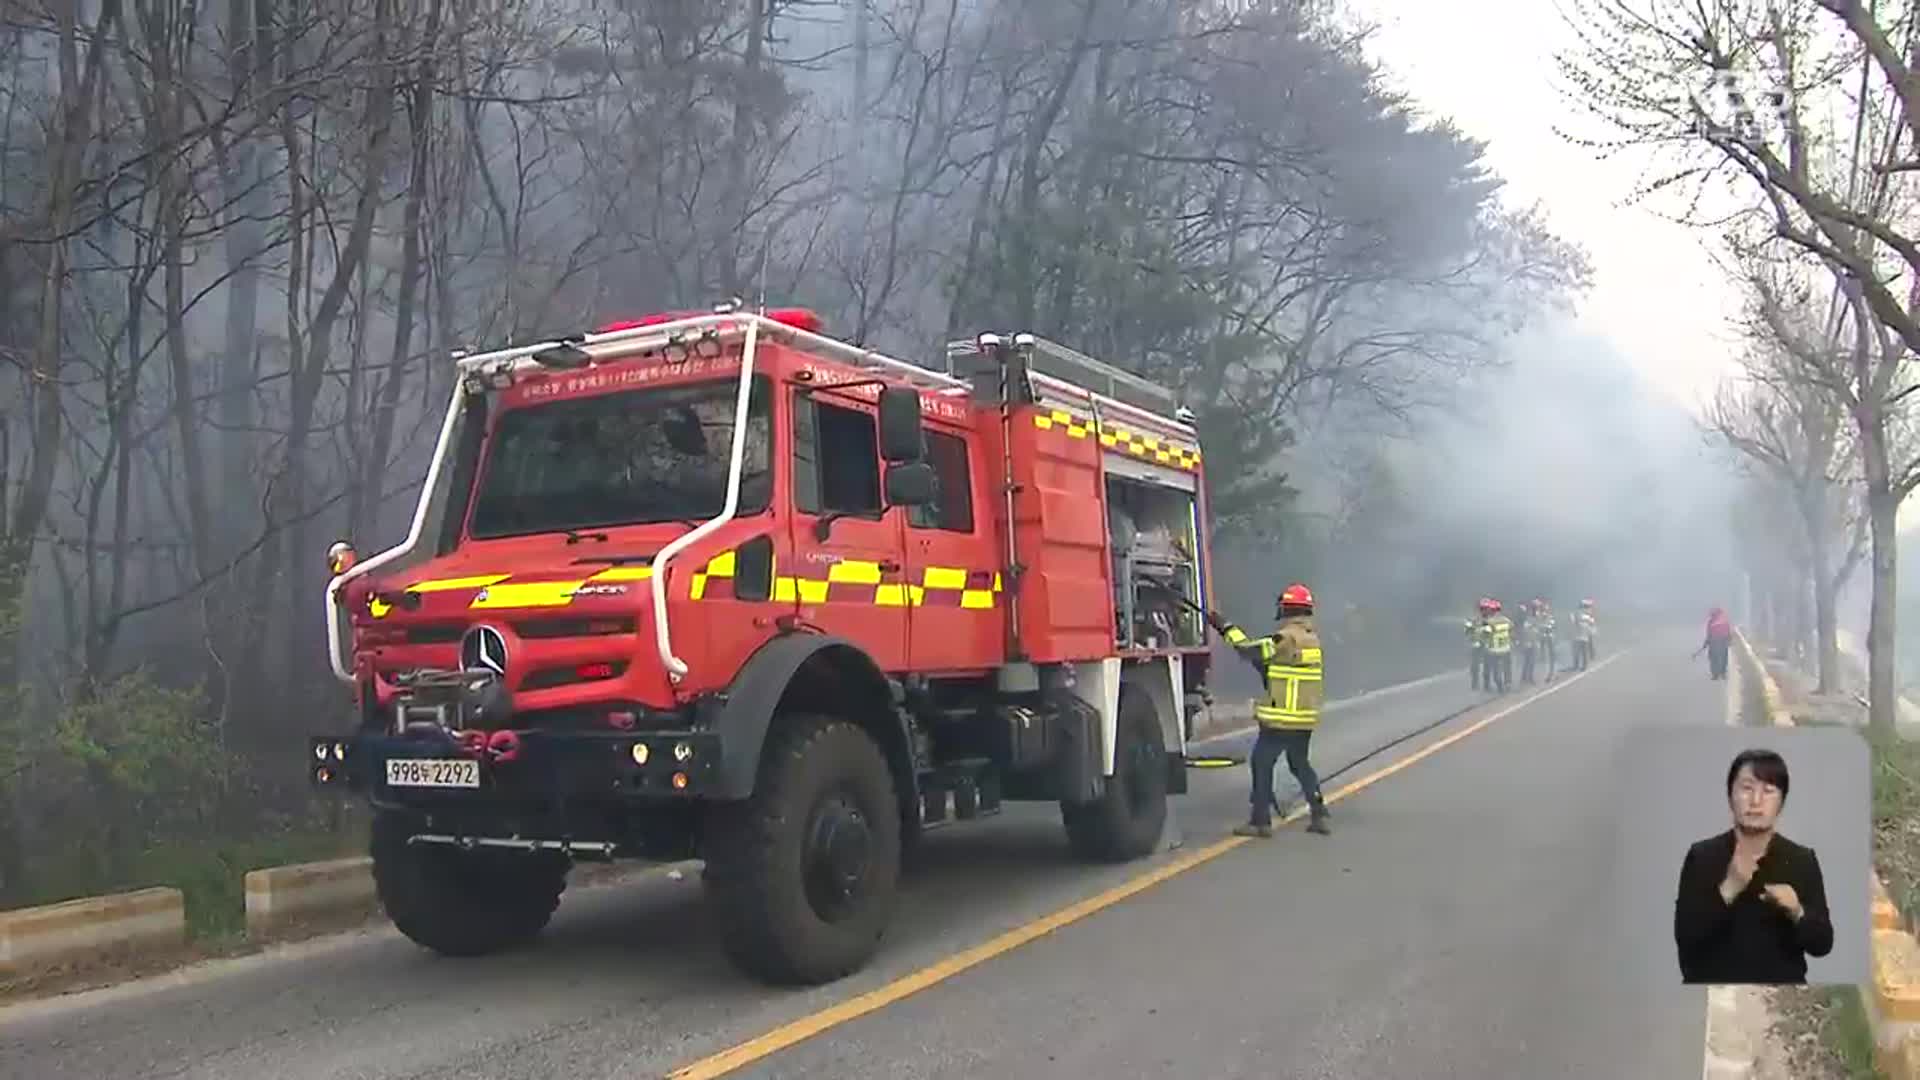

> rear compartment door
[786,389,910,671]
[906,425,1002,672]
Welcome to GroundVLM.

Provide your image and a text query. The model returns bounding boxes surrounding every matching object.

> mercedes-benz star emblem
[461,624,509,676]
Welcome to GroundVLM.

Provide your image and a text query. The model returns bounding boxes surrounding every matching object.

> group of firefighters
[1463,597,1598,694]
[1202,577,1736,841]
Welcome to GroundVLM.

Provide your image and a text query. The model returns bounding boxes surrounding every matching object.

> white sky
[1347,0,1745,415]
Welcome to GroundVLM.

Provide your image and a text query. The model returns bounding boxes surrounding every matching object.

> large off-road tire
[370,811,569,958]
[1061,689,1169,862]
[702,714,902,986]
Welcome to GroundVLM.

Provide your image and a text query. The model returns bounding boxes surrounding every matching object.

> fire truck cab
[315,304,1218,985]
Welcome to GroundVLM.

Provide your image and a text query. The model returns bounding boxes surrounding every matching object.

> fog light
[631,742,649,766]
[673,741,693,763]
[671,772,689,790]
[316,766,333,784]
[314,743,329,761]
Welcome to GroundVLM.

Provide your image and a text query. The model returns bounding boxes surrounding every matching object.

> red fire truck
[315,303,1219,985]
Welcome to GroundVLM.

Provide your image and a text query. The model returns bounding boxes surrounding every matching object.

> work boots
[1306,807,1331,835]
[1233,821,1274,838]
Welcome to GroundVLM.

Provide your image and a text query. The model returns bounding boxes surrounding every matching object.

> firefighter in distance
[1482,599,1514,694]
[1209,583,1331,838]
[1572,598,1598,670]
[1467,598,1492,690]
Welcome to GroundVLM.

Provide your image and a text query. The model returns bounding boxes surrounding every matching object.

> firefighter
[1485,599,1515,693]
[1535,598,1558,682]
[1700,607,1733,680]
[1520,595,1536,680]
[1572,598,1597,670]
[1466,601,1489,690]
[1208,583,1330,838]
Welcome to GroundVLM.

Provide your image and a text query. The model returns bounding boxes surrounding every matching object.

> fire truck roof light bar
[457,312,972,395]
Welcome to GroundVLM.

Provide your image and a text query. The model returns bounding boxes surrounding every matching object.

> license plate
[386,758,480,788]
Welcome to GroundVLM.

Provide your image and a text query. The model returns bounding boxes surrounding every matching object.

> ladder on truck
[944,334,1198,436]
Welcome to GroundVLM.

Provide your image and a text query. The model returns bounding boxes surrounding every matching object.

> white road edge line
[1702,662,1742,1080]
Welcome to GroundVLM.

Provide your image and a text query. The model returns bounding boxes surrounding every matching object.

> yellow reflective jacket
[1485,614,1514,654]
[1223,616,1323,730]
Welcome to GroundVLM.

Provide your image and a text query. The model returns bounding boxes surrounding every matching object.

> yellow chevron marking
[922,566,969,590]
[409,574,510,592]
[826,560,882,585]
[470,581,584,608]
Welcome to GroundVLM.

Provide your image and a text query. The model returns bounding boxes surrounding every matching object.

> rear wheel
[370,811,569,957]
[1061,690,1168,862]
[703,714,902,985]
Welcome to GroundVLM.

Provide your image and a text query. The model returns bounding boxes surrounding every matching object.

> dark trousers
[1470,647,1484,688]
[1250,726,1323,826]
[1708,639,1729,679]
[1573,640,1591,670]
[1488,651,1511,692]
[1522,645,1537,684]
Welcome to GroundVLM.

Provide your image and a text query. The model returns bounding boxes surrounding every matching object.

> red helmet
[1582,598,1595,608]
[1278,582,1315,609]
[1489,598,1503,612]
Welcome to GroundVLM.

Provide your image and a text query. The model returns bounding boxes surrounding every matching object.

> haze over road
[2,633,1737,1079]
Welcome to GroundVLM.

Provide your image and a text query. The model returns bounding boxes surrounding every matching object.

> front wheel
[703,714,902,986]
[1061,689,1169,862]
[370,811,569,957]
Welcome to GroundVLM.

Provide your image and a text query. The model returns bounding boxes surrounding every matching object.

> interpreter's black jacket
[1674,829,1833,984]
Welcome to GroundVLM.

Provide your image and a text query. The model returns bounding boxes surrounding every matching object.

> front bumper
[307,728,724,802]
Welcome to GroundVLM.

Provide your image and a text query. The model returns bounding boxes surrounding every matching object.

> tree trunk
[1868,486,1900,736]
[1813,541,1840,694]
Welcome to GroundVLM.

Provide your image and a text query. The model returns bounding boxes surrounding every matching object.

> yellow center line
[665,650,1627,1080]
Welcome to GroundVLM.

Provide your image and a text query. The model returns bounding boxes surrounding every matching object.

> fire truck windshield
[466,376,772,539]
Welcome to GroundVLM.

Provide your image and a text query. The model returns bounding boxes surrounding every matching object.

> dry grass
[1767,986,1884,1080]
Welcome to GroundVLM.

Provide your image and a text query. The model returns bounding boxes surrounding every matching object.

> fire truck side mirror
[877,385,926,463]
[884,461,937,507]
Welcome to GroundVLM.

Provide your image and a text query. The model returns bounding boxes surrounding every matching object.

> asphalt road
[2,636,1726,1079]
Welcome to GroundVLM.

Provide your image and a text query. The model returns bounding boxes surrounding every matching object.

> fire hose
[1139,578,1477,818]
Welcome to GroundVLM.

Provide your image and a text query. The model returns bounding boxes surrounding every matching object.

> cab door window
[792,392,882,516]
[908,429,974,533]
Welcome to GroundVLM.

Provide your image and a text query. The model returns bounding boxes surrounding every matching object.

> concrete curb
[244,857,377,941]
[0,888,186,975]
[1732,629,1792,727]
[1736,633,1920,1076]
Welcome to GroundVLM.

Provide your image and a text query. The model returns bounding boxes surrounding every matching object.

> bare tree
[1559,0,1920,734]
[1707,252,1868,691]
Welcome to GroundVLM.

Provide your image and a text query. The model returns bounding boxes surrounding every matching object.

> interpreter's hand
[1761,883,1804,921]
[1720,846,1761,903]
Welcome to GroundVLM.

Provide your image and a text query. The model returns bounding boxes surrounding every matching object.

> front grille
[521,660,629,691]
[403,624,465,645]
[515,616,637,639]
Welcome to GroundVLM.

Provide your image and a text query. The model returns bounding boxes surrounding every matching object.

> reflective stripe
[409,575,511,593]
[1033,409,1202,471]
[471,581,585,608]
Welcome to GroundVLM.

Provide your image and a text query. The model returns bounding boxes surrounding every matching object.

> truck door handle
[879,560,902,572]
